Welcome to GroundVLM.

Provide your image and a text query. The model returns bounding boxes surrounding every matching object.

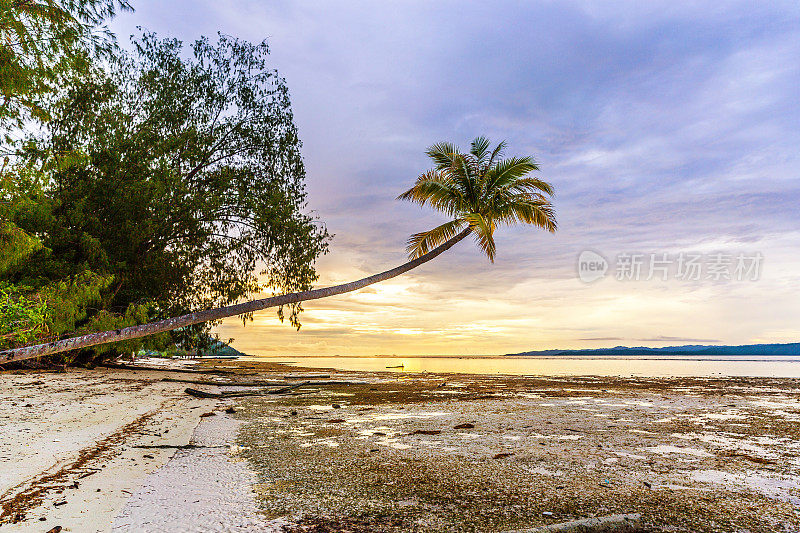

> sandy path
[111,410,278,532]
[0,365,219,532]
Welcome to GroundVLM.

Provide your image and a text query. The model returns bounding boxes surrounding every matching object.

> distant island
[508,342,800,356]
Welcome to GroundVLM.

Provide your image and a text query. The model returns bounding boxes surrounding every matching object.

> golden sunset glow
[216,233,800,356]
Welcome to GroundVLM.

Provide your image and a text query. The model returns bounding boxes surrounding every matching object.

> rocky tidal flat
[230,362,800,532]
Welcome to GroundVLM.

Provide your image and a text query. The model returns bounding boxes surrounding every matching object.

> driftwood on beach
[176,379,362,395]
[184,382,310,398]
[183,378,361,398]
[161,377,290,387]
[183,387,223,398]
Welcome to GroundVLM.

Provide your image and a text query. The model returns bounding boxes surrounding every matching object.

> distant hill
[508,342,800,356]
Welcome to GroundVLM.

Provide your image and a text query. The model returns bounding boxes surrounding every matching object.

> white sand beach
[0,361,266,532]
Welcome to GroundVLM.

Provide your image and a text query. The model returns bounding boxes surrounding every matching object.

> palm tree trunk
[1,228,472,364]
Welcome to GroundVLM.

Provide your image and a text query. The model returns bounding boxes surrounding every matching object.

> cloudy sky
[111,1,800,356]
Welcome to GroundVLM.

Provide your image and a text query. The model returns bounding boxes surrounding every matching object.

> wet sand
[2,359,800,532]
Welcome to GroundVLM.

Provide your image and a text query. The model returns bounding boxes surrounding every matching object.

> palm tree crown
[398,137,556,262]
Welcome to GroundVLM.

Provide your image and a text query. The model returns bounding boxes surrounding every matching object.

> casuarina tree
[2,33,329,362]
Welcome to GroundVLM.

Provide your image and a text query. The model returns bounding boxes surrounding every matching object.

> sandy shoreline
[2,359,800,532]
[0,362,243,532]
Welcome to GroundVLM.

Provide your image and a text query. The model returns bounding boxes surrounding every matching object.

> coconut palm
[2,137,556,364]
[399,137,556,261]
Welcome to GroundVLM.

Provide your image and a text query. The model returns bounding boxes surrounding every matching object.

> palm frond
[464,212,497,262]
[505,176,554,196]
[397,169,465,216]
[493,196,557,232]
[406,219,467,259]
[453,153,479,206]
[484,156,540,193]
[486,140,507,168]
[469,136,491,163]
[425,142,460,170]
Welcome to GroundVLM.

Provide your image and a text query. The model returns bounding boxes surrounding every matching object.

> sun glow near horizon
[215,238,800,356]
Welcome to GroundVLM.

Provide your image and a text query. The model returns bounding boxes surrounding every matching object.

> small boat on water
[386,364,404,369]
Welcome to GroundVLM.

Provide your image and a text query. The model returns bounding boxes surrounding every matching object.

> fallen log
[284,374,330,379]
[162,377,289,387]
[295,380,361,386]
[184,387,221,398]
[184,381,311,398]
[502,513,642,533]
[180,381,361,398]
[270,381,311,394]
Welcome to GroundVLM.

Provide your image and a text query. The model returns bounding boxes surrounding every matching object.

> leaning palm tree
[2,137,556,364]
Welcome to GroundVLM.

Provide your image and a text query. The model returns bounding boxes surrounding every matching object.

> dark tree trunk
[2,228,472,364]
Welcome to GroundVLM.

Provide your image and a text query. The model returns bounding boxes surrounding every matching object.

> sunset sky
[111,1,800,356]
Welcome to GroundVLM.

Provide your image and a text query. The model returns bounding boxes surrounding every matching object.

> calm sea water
[247,355,800,378]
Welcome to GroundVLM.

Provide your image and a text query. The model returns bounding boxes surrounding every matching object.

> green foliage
[398,137,557,262]
[80,299,169,358]
[0,263,153,357]
[0,0,131,137]
[0,282,48,348]
[37,271,113,333]
[0,218,40,275]
[2,31,328,362]
[0,2,197,364]
[0,1,134,361]
[0,160,48,273]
